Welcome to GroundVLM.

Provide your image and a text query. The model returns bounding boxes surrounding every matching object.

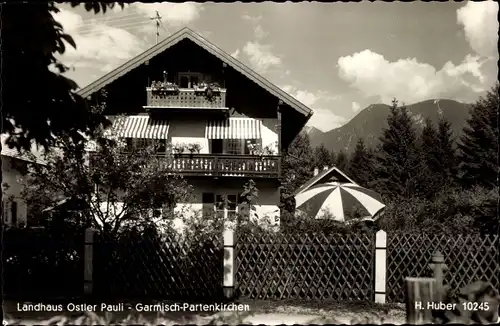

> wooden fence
[3,227,499,304]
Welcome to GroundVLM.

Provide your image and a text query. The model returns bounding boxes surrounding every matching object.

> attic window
[178,72,202,88]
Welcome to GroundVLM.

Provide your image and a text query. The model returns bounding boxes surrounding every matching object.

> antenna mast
[150,10,162,44]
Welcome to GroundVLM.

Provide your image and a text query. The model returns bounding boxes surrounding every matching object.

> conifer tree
[335,150,349,172]
[313,144,336,170]
[457,84,499,189]
[374,99,423,198]
[348,138,374,187]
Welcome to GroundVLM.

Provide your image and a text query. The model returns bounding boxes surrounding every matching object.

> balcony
[145,87,227,109]
[90,152,280,178]
[168,154,280,178]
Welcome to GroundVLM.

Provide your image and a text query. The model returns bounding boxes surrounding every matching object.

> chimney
[323,165,329,171]
[313,167,319,176]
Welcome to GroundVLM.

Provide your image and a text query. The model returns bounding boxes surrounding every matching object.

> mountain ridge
[307,99,471,154]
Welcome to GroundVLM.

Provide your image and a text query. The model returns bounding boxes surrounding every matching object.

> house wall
[1,156,28,227]
[172,178,280,231]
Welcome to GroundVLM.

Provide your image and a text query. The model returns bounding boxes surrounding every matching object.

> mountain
[308,99,471,154]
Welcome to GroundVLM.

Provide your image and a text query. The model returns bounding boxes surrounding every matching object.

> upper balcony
[145,81,227,110]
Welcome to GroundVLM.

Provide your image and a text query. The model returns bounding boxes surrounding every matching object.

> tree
[313,144,336,170]
[280,131,315,195]
[373,99,424,198]
[436,117,458,187]
[418,117,441,197]
[348,138,374,187]
[1,2,124,153]
[335,150,349,172]
[457,84,499,189]
[21,134,192,238]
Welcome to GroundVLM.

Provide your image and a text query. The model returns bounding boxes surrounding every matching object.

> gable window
[178,72,203,88]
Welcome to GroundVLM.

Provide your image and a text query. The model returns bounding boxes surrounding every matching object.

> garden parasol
[294,182,385,222]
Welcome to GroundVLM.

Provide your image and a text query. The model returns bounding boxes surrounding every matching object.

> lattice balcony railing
[146,88,227,108]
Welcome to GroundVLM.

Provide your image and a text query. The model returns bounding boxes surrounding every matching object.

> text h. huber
[415,301,456,310]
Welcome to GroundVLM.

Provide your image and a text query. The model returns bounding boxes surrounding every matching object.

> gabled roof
[77,27,314,118]
[294,166,357,196]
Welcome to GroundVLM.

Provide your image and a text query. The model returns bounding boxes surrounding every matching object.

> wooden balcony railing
[90,153,281,178]
[168,154,280,178]
[146,88,227,108]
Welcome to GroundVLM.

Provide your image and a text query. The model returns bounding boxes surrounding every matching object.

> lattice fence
[93,231,224,301]
[235,232,375,301]
[3,227,84,300]
[386,233,500,303]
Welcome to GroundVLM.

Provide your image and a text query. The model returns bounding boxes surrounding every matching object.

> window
[203,192,240,220]
[223,139,251,155]
[178,72,203,88]
[202,193,215,218]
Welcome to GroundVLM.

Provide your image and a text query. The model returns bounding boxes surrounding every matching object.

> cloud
[134,3,203,27]
[337,50,493,104]
[231,49,240,59]
[254,25,268,40]
[351,102,361,112]
[279,85,346,132]
[242,14,262,24]
[54,8,146,87]
[337,1,498,104]
[457,1,499,58]
[308,108,347,132]
[243,42,282,73]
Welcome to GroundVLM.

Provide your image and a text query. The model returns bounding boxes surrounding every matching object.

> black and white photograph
[2,1,499,325]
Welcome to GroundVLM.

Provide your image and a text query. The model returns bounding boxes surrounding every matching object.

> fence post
[84,227,96,295]
[223,225,235,300]
[406,277,436,324]
[428,250,448,301]
[374,230,387,303]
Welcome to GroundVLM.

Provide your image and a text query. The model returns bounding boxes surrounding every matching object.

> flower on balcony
[246,141,277,156]
[187,142,202,154]
[194,82,222,101]
[173,143,186,154]
[151,80,179,95]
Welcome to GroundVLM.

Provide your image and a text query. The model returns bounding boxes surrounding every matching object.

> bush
[379,186,499,234]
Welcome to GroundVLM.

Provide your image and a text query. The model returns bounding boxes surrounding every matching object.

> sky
[55,1,499,132]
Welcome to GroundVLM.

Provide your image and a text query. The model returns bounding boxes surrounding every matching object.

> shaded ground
[3,299,406,325]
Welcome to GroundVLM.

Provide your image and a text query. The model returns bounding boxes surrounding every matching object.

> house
[77,27,313,225]
[294,165,357,196]
[1,135,46,227]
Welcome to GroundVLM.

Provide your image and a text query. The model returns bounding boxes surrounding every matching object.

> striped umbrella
[295,182,385,222]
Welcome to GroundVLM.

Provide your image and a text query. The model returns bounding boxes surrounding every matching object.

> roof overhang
[76,27,314,120]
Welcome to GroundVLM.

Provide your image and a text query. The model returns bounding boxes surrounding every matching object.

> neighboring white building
[1,135,46,227]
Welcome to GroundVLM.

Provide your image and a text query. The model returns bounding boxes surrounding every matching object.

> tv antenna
[150,10,162,44]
